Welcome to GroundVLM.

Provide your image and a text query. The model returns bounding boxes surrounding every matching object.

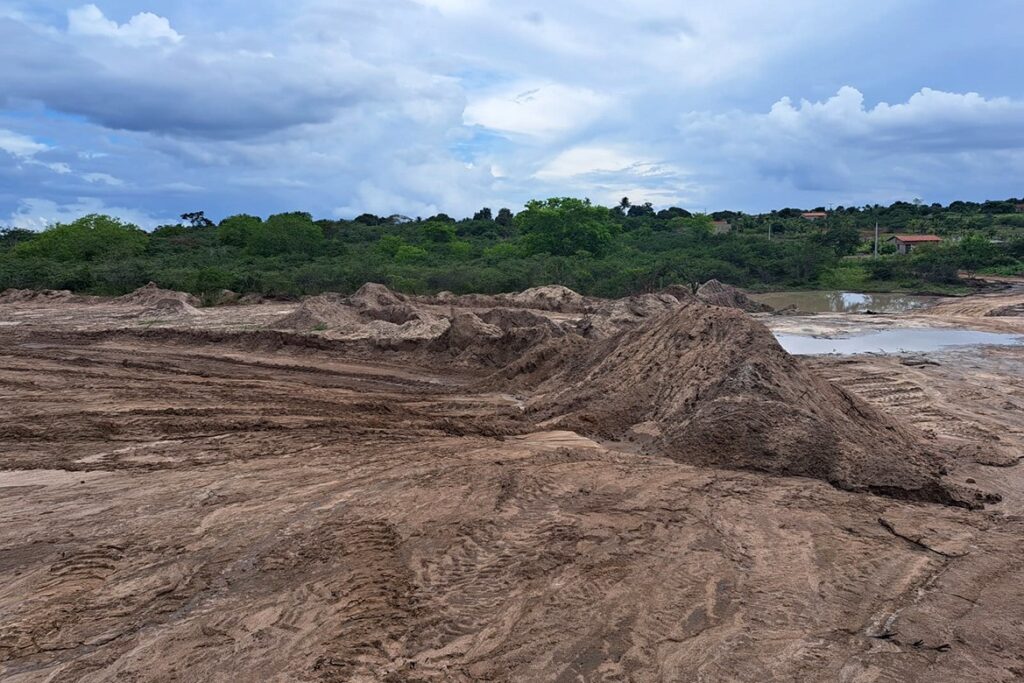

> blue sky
[1,0,1023,228]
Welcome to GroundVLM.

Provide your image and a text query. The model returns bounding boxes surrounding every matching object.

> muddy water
[776,328,1024,355]
[752,290,938,313]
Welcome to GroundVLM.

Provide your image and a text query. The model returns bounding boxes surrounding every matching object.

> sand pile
[582,293,683,338]
[341,317,451,348]
[696,279,773,313]
[529,301,971,506]
[271,294,364,332]
[416,285,590,313]
[478,307,563,331]
[118,282,201,308]
[142,298,199,317]
[271,287,452,347]
[660,284,698,302]
[437,313,504,351]
[485,334,589,390]
[210,289,240,306]
[0,288,83,304]
[347,282,407,309]
[346,283,436,327]
[430,308,569,367]
[500,285,588,313]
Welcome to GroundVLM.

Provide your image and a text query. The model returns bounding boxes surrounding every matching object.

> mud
[2,283,1024,681]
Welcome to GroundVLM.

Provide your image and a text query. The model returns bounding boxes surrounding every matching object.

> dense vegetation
[1,197,1022,299]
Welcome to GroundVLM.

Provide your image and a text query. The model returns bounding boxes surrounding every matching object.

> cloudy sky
[1,0,1023,228]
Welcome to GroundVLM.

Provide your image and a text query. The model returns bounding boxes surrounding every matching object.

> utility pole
[874,221,879,257]
[768,222,772,241]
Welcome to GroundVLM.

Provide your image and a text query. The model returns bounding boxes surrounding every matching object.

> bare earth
[1,283,1023,682]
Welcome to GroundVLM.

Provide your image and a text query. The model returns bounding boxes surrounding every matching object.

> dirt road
[1,286,1023,681]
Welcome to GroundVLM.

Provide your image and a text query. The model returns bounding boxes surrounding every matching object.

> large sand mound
[271,294,365,332]
[142,298,199,317]
[270,287,452,347]
[696,279,773,312]
[502,285,588,312]
[582,292,683,338]
[347,282,407,310]
[417,284,590,313]
[529,301,972,506]
[118,282,201,308]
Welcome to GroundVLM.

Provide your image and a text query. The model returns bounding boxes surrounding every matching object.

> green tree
[180,211,214,228]
[394,244,428,263]
[626,202,655,218]
[14,214,147,262]
[670,214,715,241]
[421,221,457,243]
[818,224,862,256]
[956,234,1002,278]
[515,198,618,256]
[247,212,324,256]
[0,228,37,251]
[218,214,263,247]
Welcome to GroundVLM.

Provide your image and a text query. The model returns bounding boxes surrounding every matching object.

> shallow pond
[752,290,938,314]
[775,328,1024,355]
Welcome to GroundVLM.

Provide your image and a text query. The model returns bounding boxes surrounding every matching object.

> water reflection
[752,290,937,314]
[775,329,1023,355]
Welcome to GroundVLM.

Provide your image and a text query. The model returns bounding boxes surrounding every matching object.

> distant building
[712,220,731,235]
[801,211,828,221]
[888,234,942,255]
[1014,203,1024,213]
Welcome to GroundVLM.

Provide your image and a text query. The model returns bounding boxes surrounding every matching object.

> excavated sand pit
[2,282,1024,681]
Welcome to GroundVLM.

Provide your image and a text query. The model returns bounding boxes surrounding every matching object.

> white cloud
[465,83,612,139]
[677,86,1024,203]
[67,4,182,46]
[750,86,1024,150]
[0,128,49,157]
[2,1,1022,222]
[682,86,1024,162]
[6,197,173,230]
[411,0,483,13]
[0,129,74,175]
[82,171,124,186]
[535,145,670,180]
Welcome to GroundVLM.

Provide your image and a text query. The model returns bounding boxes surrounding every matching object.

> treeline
[1,196,1022,299]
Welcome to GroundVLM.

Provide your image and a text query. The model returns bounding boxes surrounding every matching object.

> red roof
[891,235,942,243]
[801,211,827,218]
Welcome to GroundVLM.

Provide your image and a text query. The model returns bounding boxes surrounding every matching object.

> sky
[1,0,1023,229]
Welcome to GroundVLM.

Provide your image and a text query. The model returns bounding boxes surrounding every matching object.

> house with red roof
[887,234,942,255]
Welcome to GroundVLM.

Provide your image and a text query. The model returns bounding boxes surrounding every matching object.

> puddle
[775,328,1024,355]
[752,290,937,314]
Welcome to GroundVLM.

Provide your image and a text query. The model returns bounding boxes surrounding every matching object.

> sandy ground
[2,286,1024,682]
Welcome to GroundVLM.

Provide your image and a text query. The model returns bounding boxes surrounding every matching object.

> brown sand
[696,279,774,312]
[1,283,1023,681]
[530,301,982,507]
